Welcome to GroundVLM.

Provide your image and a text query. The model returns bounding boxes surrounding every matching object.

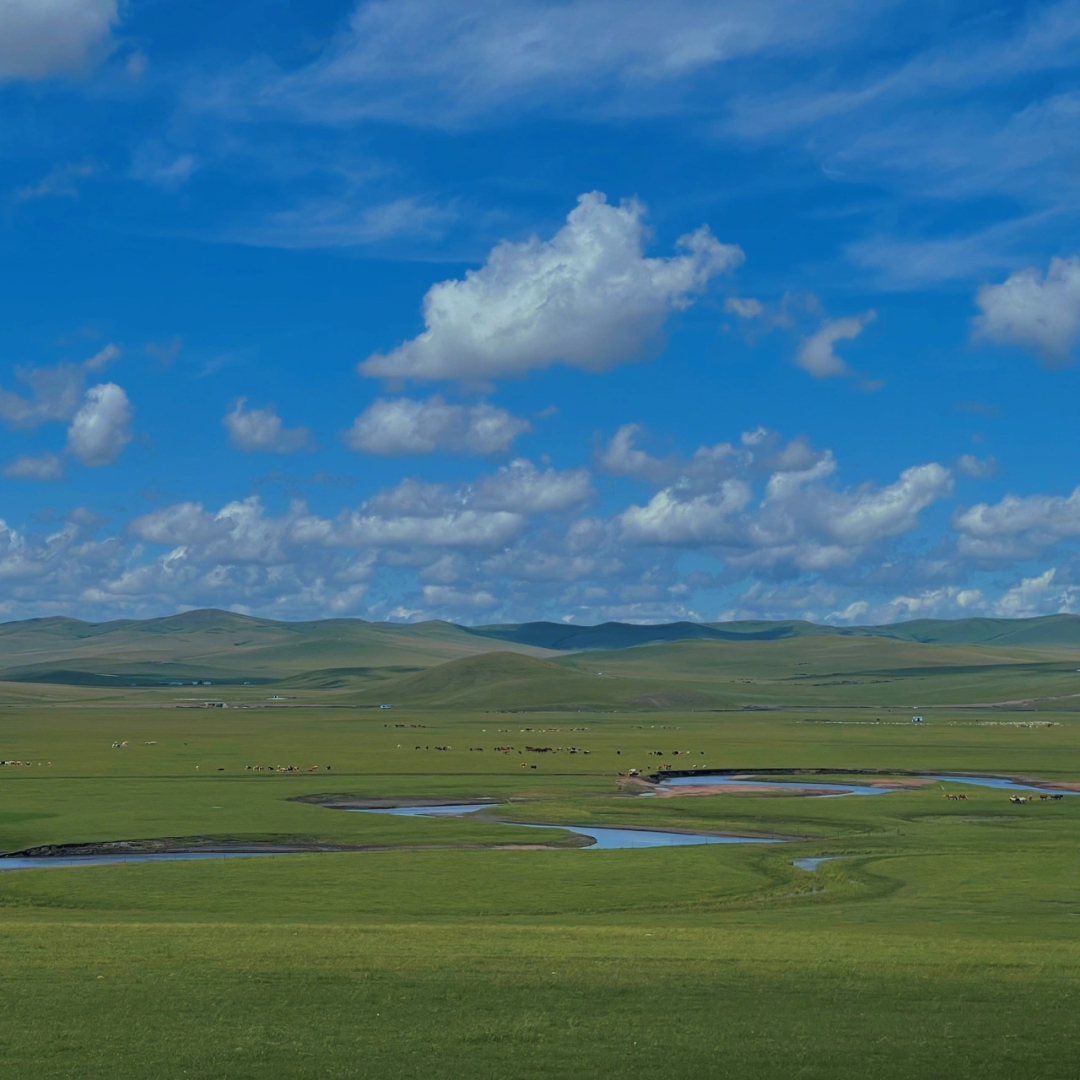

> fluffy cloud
[359,192,742,381]
[619,448,952,573]
[954,485,1080,561]
[2,453,64,481]
[620,481,752,546]
[332,508,524,549]
[0,0,118,81]
[223,398,312,454]
[66,383,132,466]
[0,364,86,429]
[956,454,997,479]
[989,568,1079,618]
[875,585,987,622]
[0,353,132,471]
[470,458,593,513]
[973,256,1080,362]
[0,347,121,430]
[111,459,598,618]
[0,415,1069,625]
[796,311,875,378]
[345,396,529,455]
[601,423,833,492]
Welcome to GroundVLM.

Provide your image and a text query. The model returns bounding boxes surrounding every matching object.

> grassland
[1,614,1080,1077]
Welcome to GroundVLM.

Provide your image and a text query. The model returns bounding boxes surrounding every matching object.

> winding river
[2,772,1073,870]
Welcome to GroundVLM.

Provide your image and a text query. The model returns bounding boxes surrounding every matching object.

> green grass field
[2,619,1080,1077]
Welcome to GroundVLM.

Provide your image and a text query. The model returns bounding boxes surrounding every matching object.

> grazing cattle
[1040,794,1049,800]
[1009,795,1027,804]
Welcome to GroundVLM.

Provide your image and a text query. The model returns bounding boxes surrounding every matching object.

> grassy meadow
[1,616,1079,1077]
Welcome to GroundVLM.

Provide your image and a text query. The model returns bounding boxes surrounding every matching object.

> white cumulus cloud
[1,453,64,481]
[0,0,118,81]
[359,192,742,381]
[796,311,875,378]
[619,450,952,572]
[0,364,86,429]
[973,255,1080,363]
[223,398,312,454]
[66,382,132,466]
[0,346,122,429]
[619,480,753,546]
[470,458,593,513]
[955,485,1080,561]
[345,396,529,455]
[989,568,1079,617]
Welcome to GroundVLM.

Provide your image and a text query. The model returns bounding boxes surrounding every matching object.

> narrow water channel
[348,805,781,847]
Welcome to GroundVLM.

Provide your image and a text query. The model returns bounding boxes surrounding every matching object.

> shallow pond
[350,804,780,848]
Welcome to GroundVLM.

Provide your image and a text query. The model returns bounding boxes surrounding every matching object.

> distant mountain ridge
[0,607,1077,693]
[467,614,1080,650]
[2,609,1079,652]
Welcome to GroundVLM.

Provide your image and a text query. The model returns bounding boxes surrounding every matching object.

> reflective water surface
[352,803,780,848]
[349,803,496,816]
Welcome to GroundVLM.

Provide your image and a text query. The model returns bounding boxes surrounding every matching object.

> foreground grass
[2,850,1080,1079]
[2,703,1079,1077]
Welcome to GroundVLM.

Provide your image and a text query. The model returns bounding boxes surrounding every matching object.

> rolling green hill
[380,651,638,710]
[0,609,556,686]
[0,609,1078,703]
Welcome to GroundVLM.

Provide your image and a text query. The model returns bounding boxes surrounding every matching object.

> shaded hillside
[468,614,1080,651]
[465,620,806,650]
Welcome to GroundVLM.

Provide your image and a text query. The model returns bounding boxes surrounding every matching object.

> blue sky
[2,0,1080,625]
